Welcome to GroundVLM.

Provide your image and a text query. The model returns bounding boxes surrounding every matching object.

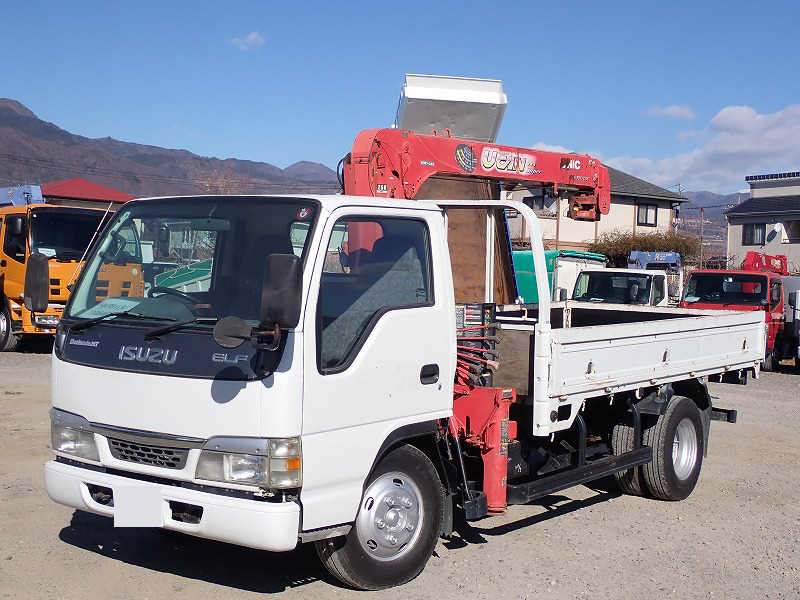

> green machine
[513,249,607,303]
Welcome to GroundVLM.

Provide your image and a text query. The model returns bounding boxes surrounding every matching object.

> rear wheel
[0,302,19,352]
[611,415,644,496]
[315,444,443,590]
[642,396,703,501]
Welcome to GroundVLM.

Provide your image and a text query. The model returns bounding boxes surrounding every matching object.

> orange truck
[0,202,108,350]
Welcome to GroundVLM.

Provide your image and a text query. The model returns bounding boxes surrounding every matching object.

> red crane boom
[342,128,611,221]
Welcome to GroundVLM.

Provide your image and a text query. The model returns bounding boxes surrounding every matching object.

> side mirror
[760,298,769,308]
[11,216,25,237]
[260,254,303,329]
[629,284,639,301]
[23,253,49,313]
[771,287,781,306]
[789,292,796,309]
[557,288,568,302]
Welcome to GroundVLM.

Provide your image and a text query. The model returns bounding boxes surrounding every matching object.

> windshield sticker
[296,207,311,221]
[77,299,142,319]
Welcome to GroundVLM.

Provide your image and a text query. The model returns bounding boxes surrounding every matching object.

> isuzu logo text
[118,346,178,364]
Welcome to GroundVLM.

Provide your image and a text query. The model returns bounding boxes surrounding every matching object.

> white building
[508,166,686,251]
[726,171,800,272]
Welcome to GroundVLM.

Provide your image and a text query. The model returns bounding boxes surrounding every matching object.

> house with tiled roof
[726,171,800,272]
[509,166,687,251]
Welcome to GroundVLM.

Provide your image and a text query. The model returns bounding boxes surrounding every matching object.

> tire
[761,349,776,372]
[642,396,704,501]
[611,416,644,496]
[0,302,19,352]
[315,444,444,590]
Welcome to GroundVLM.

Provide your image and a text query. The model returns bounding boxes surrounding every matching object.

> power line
[680,203,737,211]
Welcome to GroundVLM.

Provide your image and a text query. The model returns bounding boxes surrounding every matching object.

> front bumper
[45,460,300,552]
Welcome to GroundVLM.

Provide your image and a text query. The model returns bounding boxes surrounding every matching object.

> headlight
[195,437,301,489]
[34,315,60,327]
[50,409,100,462]
[195,452,268,485]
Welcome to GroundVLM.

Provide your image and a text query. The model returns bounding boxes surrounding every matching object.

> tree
[588,229,701,267]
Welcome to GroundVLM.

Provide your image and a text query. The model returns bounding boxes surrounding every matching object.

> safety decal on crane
[455,144,478,173]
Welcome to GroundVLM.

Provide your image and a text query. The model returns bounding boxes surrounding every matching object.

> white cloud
[532,141,573,153]
[532,142,605,161]
[675,129,704,144]
[645,104,697,122]
[228,31,265,51]
[607,104,800,192]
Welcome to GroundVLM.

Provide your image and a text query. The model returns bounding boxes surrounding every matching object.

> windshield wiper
[144,317,219,340]
[70,311,175,333]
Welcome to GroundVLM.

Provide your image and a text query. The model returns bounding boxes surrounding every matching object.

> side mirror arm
[251,323,282,352]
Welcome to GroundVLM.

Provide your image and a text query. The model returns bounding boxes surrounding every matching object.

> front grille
[108,438,189,469]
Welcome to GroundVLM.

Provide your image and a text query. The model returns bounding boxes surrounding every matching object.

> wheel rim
[355,471,424,561]
[0,309,7,340]
[672,418,699,480]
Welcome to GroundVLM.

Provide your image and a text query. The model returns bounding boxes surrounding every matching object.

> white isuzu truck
[38,195,763,590]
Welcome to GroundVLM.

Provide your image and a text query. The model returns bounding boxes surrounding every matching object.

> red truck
[680,252,800,371]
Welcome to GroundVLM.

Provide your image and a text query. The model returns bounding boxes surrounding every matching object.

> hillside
[0,99,338,197]
[678,191,748,258]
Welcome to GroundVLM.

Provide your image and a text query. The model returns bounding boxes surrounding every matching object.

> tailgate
[549,310,765,398]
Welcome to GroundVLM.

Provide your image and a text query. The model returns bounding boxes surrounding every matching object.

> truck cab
[572,268,670,307]
[680,269,783,369]
[512,249,606,303]
[0,204,107,350]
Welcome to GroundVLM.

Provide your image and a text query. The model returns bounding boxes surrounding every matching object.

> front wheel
[0,302,19,352]
[315,444,444,590]
[642,396,704,501]
[761,349,777,372]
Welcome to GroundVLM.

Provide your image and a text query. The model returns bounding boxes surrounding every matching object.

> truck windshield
[30,209,105,260]
[64,197,317,329]
[682,272,768,305]
[573,272,652,304]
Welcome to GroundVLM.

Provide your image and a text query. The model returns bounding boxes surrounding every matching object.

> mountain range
[0,99,339,197]
[0,97,749,242]
[677,191,748,257]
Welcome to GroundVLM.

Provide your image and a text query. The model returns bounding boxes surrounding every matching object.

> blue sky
[3,1,799,193]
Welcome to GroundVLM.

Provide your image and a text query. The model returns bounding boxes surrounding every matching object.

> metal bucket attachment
[394,74,507,143]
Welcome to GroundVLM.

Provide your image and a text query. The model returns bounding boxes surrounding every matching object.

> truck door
[300,207,454,530]
[768,278,783,350]
[1,213,28,301]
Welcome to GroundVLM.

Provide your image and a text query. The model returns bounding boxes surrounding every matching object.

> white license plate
[113,485,163,527]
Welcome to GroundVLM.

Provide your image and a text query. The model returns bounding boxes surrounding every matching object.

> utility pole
[700,207,704,268]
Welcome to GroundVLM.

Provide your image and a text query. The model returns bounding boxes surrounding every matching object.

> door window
[770,281,781,308]
[3,216,27,263]
[318,217,432,371]
[653,276,665,304]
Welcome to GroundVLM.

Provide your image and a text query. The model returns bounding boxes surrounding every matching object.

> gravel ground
[1,348,798,600]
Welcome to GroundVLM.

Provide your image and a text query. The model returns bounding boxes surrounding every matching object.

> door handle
[420,364,439,385]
